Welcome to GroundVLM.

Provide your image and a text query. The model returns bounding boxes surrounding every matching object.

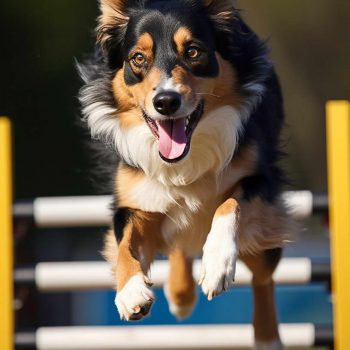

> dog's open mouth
[143,102,204,163]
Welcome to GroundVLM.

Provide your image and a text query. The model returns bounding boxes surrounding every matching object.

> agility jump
[14,258,329,292]
[15,324,332,349]
[12,191,327,228]
[1,101,349,350]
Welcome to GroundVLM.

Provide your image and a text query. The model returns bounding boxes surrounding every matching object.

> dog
[78,1,293,348]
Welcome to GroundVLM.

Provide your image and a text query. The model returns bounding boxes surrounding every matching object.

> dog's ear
[97,0,130,47]
[202,0,235,21]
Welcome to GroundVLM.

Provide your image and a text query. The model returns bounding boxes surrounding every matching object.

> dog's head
[95,0,240,164]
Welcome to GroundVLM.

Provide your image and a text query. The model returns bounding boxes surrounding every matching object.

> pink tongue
[157,118,187,160]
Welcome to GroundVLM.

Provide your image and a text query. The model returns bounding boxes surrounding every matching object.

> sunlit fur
[80,47,247,186]
[79,1,294,340]
[82,99,243,186]
[79,0,292,258]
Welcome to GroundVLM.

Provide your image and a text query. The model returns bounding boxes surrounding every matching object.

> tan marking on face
[129,33,154,74]
[204,53,241,112]
[134,33,153,55]
[171,65,196,101]
[171,65,217,113]
[170,53,242,115]
[111,33,155,117]
[112,67,135,111]
[172,27,216,106]
[111,67,142,129]
[129,67,162,115]
[112,66,162,129]
[129,67,162,98]
[173,27,192,56]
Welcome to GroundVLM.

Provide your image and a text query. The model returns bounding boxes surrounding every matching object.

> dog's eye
[186,47,201,60]
[131,53,146,67]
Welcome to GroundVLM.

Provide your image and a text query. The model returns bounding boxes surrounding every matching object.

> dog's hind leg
[103,210,162,321]
[241,248,284,350]
[164,249,197,320]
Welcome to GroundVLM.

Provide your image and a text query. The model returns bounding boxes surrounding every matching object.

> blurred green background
[0,0,349,198]
[238,0,350,192]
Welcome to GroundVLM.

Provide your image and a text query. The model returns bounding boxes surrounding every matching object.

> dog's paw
[115,273,154,321]
[163,282,196,320]
[199,216,238,300]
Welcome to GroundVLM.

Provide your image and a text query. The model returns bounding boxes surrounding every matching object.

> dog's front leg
[199,198,240,300]
[114,210,158,321]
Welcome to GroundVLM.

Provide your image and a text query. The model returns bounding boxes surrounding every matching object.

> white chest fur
[127,164,245,255]
[127,105,244,208]
[121,105,246,252]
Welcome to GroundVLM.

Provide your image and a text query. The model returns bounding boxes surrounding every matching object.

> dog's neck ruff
[87,107,243,186]
[82,100,244,187]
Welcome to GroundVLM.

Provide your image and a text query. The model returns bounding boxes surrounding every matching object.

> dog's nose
[153,91,181,116]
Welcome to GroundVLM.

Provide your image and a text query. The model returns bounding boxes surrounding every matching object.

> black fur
[113,207,134,243]
[240,70,286,202]
[121,3,220,82]
[78,0,286,204]
[264,247,283,272]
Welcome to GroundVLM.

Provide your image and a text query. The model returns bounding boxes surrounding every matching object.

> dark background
[1,1,349,199]
[0,1,99,198]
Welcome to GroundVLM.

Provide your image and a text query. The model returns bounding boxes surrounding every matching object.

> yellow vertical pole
[0,117,13,350]
[326,101,350,350]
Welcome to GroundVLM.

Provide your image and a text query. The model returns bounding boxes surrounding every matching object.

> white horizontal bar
[36,324,315,350]
[35,262,114,291]
[33,196,113,228]
[35,258,312,291]
[273,257,312,284]
[31,191,317,228]
[281,190,313,220]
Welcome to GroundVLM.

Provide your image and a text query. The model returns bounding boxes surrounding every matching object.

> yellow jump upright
[0,117,13,350]
[326,101,350,350]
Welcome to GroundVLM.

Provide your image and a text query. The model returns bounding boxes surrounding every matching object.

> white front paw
[115,273,154,321]
[199,215,238,300]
